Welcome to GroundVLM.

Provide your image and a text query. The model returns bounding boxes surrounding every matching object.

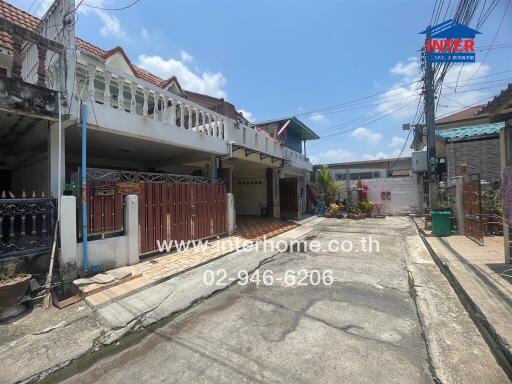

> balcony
[0,18,64,119]
[75,61,233,155]
[75,58,313,172]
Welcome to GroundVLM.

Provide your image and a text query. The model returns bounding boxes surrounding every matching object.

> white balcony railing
[75,58,313,171]
[76,62,230,141]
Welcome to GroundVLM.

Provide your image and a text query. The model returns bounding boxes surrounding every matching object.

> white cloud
[309,149,356,165]
[376,80,422,120]
[379,58,492,121]
[362,148,412,161]
[436,62,490,116]
[141,27,149,39]
[390,57,419,80]
[180,50,194,63]
[309,113,328,123]
[389,136,406,147]
[77,0,128,40]
[137,54,227,98]
[350,127,383,145]
[239,109,255,122]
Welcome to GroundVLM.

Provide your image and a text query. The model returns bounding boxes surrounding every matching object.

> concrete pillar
[48,122,65,198]
[59,195,77,281]
[227,193,236,234]
[273,168,284,219]
[209,156,217,179]
[125,194,139,266]
[500,127,511,263]
[450,176,464,235]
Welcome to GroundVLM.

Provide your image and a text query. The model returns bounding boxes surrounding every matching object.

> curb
[30,223,317,383]
[412,219,512,379]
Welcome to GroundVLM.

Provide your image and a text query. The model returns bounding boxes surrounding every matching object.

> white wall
[335,176,420,215]
[233,168,267,216]
[60,195,139,279]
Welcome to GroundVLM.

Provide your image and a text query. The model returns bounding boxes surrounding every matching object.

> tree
[318,165,338,203]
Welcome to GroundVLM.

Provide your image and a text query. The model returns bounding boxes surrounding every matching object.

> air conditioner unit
[412,151,428,173]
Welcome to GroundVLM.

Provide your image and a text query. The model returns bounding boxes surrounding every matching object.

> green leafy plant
[358,199,374,213]
[317,165,338,203]
[482,185,502,216]
[0,261,17,282]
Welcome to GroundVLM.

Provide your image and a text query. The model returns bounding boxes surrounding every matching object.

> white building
[0,0,318,278]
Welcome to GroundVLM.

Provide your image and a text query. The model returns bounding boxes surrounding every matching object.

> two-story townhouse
[0,0,318,278]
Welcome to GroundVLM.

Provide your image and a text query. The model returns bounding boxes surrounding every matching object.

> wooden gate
[139,182,227,255]
[462,174,484,245]
[279,178,298,220]
[79,169,227,255]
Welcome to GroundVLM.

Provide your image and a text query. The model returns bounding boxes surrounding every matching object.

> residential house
[0,0,318,279]
[435,106,503,182]
[0,0,72,274]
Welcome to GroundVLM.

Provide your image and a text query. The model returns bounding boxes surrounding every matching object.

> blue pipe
[81,103,89,272]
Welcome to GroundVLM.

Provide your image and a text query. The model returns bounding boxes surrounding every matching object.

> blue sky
[14,0,512,163]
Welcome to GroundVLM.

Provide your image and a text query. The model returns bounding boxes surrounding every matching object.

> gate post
[59,195,78,280]
[451,176,465,235]
[227,193,236,234]
[125,194,139,265]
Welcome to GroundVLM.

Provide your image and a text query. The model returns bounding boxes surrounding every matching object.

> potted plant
[0,261,31,310]
[358,199,374,218]
[63,182,76,196]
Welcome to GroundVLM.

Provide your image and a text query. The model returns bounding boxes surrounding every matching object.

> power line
[77,0,143,12]
[463,0,512,85]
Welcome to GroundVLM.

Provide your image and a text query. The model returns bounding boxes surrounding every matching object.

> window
[335,173,345,180]
[350,172,373,180]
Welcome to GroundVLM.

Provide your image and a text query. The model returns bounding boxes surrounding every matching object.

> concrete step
[85,276,151,309]
[78,272,143,298]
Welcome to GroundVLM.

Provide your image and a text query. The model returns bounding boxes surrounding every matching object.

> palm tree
[318,165,337,203]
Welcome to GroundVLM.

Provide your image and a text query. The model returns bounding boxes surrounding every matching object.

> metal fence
[0,198,57,258]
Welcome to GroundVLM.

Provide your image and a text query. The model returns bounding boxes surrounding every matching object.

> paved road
[49,217,440,383]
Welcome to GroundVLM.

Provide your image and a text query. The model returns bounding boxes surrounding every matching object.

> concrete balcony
[75,60,314,173]
[75,62,232,156]
[283,147,313,172]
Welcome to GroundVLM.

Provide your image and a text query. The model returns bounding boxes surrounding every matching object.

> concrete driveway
[46,217,508,383]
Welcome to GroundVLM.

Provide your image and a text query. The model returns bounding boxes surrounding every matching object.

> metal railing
[0,198,57,258]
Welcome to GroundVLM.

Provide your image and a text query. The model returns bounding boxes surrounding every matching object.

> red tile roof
[435,105,486,125]
[0,0,179,89]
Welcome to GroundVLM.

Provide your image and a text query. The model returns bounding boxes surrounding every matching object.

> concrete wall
[59,195,139,280]
[335,176,420,215]
[446,137,501,182]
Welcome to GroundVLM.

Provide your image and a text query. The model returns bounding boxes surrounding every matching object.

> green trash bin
[431,211,451,236]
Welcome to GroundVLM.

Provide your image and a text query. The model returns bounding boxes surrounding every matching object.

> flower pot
[0,274,31,310]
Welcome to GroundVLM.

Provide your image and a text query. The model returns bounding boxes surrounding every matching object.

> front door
[279,178,298,220]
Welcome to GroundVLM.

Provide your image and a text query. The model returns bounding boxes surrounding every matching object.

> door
[279,178,298,220]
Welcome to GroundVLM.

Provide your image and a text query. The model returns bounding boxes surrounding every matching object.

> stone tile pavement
[84,217,314,308]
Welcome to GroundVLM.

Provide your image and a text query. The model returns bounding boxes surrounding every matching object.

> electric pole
[423,27,437,209]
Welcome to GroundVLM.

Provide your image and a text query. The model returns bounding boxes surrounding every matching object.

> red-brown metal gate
[139,182,227,255]
[462,174,484,245]
[78,169,228,254]
[279,178,298,220]
[85,179,124,236]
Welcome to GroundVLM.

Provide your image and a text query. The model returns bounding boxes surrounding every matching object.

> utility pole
[423,27,437,209]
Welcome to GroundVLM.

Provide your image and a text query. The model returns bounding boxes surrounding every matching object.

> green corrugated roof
[436,122,505,140]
